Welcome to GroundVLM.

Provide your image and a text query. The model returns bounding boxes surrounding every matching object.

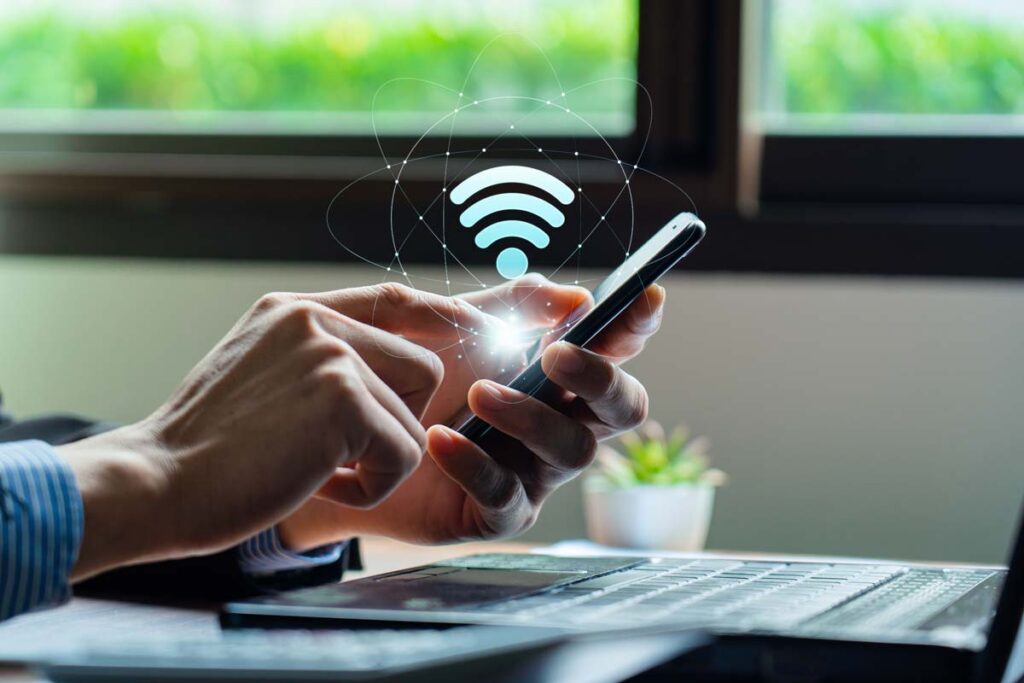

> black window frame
[1,0,1022,279]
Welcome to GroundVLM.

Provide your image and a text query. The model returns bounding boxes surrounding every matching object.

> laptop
[223,499,1024,683]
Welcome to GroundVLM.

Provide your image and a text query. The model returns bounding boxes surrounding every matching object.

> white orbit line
[323,44,697,374]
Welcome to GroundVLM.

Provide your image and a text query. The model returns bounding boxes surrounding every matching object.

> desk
[0,537,528,682]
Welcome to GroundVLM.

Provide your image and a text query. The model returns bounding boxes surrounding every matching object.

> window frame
[2,0,1023,279]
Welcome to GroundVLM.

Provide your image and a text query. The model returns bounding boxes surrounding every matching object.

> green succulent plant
[593,420,726,489]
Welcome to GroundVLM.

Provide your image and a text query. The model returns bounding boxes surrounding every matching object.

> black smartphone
[457,211,706,446]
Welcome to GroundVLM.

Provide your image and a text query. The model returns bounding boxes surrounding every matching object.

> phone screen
[457,211,706,444]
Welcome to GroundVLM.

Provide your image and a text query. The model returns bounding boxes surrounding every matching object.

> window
[761,0,1024,134]
[3,0,1021,278]
[747,0,1024,211]
[0,0,637,137]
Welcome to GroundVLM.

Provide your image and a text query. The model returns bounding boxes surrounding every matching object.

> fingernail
[553,343,585,375]
[429,426,456,449]
[479,381,508,409]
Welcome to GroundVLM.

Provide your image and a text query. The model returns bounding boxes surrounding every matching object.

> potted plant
[584,421,726,551]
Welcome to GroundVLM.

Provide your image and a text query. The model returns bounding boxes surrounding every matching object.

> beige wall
[2,255,1022,563]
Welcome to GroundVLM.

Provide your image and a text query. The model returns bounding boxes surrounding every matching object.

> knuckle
[375,282,416,309]
[412,349,444,390]
[572,428,600,469]
[254,291,294,313]
[310,337,351,362]
[315,363,362,400]
[278,301,323,338]
[490,478,525,512]
[623,386,650,430]
[399,437,425,473]
[514,273,548,289]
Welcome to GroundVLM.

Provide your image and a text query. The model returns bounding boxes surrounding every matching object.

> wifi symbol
[450,165,574,279]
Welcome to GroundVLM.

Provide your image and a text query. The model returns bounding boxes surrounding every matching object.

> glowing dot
[625,179,630,184]
[574,151,579,156]
[566,108,571,113]
[546,302,551,306]
[446,280,451,284]
[472,341,477,346]
[418,215,423,220]
[402,160,407,164]
[459,92,464,97]
[601,215,606,220]
[454,108,459,113]
[445,151,450,156]
[546,100,551,105]
[442,187,447,192]
[577,187,582,192]
[386,164,391,169]
[459,339,464,344]
[574,280,579,284]
[633,164,639,169]
[482,148,487,152]
[577,244,582,249]
[561,91,566,96]
[395,252,399,256]
[510,124,515,129]
[473,100,478,105]
[625,251,630,256]
[402,271,408,276]
[457,354,463,359]
[442,243,447,248]
[386,267,391,271]
[395,180,399,184]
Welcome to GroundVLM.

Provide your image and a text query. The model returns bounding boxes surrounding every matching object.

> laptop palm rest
[228,556,642,618]
[360,568,582,610]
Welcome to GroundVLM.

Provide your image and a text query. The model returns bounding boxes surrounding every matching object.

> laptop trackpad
[283,568,582,611]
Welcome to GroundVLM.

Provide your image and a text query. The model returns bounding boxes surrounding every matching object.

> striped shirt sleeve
[0,440,83,622]
[237,527,345,576]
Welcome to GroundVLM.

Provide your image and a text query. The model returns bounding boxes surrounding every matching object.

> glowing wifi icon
[450,165,574,279]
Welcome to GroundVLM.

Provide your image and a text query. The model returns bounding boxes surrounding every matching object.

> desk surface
[0,537,527,682]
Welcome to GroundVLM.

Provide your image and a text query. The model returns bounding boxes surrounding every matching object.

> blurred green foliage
[776,5,1024,115]
[593,421,727,489]
[0,1,636,129]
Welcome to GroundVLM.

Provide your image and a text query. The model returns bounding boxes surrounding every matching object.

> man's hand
[59,284,492,579]
[279,275,665,547]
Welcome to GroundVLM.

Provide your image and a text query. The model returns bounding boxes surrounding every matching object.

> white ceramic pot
[583,478,715,551]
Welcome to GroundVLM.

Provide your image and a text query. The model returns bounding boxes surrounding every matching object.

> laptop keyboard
[479,559,995,633]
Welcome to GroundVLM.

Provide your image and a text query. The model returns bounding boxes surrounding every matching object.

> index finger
[586,284,666,361]
[301,283,497,338]
[459,274,592,328]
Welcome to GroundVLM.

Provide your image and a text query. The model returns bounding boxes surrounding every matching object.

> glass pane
[0,0,637,136]
[761,0,1024,133]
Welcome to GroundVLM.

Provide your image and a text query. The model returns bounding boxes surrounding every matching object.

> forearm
[56,425,171,581]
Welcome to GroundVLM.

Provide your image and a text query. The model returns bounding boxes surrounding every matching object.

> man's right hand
[58,284,491,580]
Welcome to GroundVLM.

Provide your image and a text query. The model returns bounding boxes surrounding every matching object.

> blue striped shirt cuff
[0,440,83,621]
[237,527,345,576]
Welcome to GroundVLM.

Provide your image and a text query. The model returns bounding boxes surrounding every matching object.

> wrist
[276,499,366,553]
[57,424,171,580]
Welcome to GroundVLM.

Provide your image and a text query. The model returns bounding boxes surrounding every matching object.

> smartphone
[457,211,706,446]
